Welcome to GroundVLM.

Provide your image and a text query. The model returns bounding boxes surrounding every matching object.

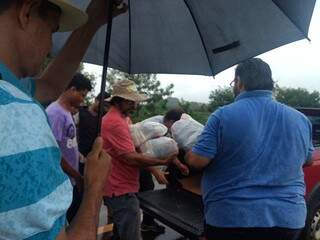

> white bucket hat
[49,0,88,32]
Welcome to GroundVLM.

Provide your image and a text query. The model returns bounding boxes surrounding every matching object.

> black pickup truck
[138,107,320,240]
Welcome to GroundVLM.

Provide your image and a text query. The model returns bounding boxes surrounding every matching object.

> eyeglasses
[229,79,236,87]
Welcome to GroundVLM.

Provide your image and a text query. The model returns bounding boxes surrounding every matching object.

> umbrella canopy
[52,0,316,76]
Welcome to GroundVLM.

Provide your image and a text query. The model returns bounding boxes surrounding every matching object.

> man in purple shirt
[47,73,92,222]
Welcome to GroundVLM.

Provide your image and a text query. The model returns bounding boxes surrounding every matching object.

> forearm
[36,22,100,102]
[65,186,102,239]
[145,166,158,174]
[56,190,101,240]
[186,151,210,170]
[124,153,166,168]
[58,136,110,240]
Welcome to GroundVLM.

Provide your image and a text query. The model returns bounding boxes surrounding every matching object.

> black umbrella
[53,0,316,132]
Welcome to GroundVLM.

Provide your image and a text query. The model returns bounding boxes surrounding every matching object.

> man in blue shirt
[187,58,313,240]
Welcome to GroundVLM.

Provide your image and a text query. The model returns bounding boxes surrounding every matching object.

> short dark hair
[235,58,274,91]
[96,92,111,101]
[67,73,92,92]
[0,1,16,14]
[164,108,185,122]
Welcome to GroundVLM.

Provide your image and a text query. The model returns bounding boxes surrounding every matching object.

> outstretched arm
[35,0,127,103]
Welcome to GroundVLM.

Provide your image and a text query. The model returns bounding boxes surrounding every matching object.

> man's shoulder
[79,106,89,113]
[46,102,69,118]
[280,104,311,124]
[102,113,129,136]
[210,102,236,119]
[0,80,33,103]
[103,110,125,124]
[103,116,125,129]
[46,101,59,112]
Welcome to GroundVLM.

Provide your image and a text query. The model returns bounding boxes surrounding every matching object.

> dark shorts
[205,224,302,240]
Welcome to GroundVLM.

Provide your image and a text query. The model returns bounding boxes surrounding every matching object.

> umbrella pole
[97,0,115,136]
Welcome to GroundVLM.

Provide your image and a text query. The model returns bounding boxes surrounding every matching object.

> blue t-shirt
[192,90,313,228]
[0,63,72,239]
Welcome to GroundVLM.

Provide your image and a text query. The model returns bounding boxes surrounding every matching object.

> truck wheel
[309,204,320,240]
[302,187,320,240]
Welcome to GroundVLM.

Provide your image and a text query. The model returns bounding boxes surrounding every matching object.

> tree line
[102,71,320,124]
[42,59,320,124]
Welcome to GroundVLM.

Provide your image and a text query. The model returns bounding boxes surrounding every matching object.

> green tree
[208,87,235,111]
[275,87,320,108]
[106,69,174,122]
[179,99,210,124]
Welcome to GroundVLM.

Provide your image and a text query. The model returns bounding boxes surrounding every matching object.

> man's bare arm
[56,188,102,240]
[122,152,175,168]
[57,137,111,240]
[36,0,127,103]
[186,151,210,170]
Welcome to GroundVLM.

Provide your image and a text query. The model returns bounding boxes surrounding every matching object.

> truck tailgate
[138,188,204,238]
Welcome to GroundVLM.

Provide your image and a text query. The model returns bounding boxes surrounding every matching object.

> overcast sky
[85,1,320,103]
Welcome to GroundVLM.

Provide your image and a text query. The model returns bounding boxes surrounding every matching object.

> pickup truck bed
[139,188,203,239]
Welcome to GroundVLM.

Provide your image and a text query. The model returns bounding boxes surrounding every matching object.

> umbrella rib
[128,0,132,74]
[183,0,215,76]
[271,0,311,41]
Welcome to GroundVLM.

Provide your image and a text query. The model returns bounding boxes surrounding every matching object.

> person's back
[78,106,98,155]
[77,92,110,157]
[202,90,311,227]
[188,58,313,240]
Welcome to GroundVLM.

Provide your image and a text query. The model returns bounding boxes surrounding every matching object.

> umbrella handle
[97,0,115,136]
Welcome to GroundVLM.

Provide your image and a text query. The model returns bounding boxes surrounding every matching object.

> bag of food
[130,121,168,147]
[141,115,164,124]
[140,137,179,158]
[171,114,204,151]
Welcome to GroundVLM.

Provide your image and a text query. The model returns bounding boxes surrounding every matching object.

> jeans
[104,193,141,240]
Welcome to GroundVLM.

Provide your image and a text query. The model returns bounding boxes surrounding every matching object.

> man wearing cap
[101,80,176,240]
[0,0,126,239]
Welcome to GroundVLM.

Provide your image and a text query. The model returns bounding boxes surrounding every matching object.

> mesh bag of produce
[140,137,179,158]
[130,121,168,147]
[171,114,204,151]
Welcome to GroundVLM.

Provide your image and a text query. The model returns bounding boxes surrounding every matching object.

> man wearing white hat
[0,0,126,239]
[101,80,177,240]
